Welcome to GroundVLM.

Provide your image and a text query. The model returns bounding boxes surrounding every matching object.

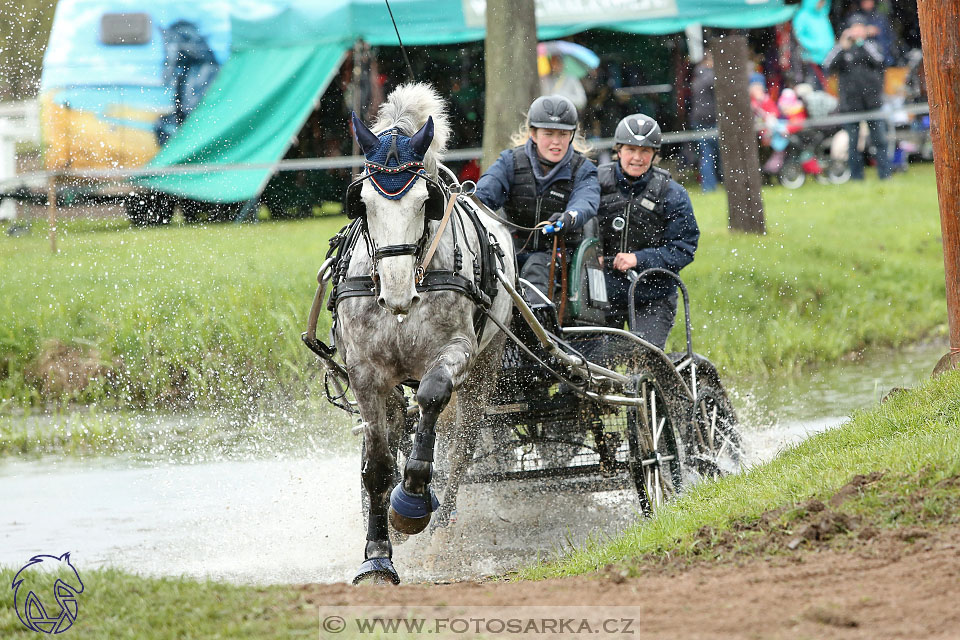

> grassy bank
[0,165,945,411]
[683,166,945,374]
[0,567,318,638]
[2,369,957,638]
[520,368,960,580]
[0,216,343,410]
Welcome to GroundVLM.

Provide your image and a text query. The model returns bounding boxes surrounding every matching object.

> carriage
[302,84,742,584]
[303,163,742,521]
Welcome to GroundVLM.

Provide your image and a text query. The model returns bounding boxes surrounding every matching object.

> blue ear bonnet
[363,129,427,200]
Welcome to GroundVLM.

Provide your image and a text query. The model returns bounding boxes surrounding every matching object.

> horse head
[350,112,444,315]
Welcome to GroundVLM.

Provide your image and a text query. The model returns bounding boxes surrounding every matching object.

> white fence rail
[0,102,931,194]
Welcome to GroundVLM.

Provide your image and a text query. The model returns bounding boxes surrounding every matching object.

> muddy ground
[301,522,960,639]
[299,471,960,638]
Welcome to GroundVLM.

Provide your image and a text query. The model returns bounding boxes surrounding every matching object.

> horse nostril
[377,296,387,309]
[411,293,421,306]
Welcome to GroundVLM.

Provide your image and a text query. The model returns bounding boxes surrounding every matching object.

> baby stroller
[778,126,851,189]
[775,85,851,188]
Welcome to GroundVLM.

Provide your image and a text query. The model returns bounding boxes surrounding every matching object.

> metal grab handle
[304,256,335,344]
[626,267,693,360]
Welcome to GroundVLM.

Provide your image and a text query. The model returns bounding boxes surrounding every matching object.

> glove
[542,210,578,235]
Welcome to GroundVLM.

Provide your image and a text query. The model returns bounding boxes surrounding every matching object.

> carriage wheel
[687,385,743,480]
[626,374,684,517]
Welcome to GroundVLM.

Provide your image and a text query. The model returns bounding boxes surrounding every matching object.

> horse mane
[371,82,449,176]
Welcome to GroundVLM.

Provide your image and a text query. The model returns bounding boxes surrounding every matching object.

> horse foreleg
[353,385,405,585]
[390,341,472,535]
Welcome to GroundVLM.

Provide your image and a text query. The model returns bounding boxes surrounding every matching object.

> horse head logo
[12,553,84,634]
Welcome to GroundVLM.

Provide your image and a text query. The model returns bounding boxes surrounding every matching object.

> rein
[417,182,462,282]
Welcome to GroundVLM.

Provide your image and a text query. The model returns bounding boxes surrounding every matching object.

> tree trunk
[917,0,960,372]
[711,30,766,234]
[482,0,538,171]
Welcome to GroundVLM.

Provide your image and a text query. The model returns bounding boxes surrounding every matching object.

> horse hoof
[352,557,400,585]
[389,484,440,535]
[389,508,431,534]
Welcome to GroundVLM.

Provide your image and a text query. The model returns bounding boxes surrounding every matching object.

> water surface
[0,342,945,584]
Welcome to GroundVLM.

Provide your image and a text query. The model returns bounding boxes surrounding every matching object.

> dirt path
[301,523,960,639]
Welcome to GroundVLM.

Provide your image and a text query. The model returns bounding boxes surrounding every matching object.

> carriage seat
[565,218,610,326]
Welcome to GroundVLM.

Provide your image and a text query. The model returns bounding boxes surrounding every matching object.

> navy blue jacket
[600,162,699,300]
[475,140,600,230]
[609,162,698,273]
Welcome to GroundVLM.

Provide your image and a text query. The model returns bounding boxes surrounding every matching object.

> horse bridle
[343,153,452,286]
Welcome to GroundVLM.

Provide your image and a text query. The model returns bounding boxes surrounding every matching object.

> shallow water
[0,342,946,584]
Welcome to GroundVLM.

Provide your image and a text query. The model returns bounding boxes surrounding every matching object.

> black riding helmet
[614,113,662,149]
[528,95,578,131]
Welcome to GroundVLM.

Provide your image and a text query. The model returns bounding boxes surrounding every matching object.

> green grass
[676,166,945,375]
[518,368,960,580]
[0,165,946,412]
[0,216,344,410]
[0,568,317,638]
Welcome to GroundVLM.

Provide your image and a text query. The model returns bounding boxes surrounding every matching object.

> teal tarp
[232,0,799,49]
[140,44,344,202]
[146,0,798,202]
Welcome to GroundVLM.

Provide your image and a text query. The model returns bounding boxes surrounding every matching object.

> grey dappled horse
[334,84,515,584]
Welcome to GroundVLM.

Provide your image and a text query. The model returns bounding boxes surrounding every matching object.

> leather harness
[327,188,503,342]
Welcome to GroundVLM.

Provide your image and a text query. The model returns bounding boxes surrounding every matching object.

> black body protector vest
[503,147,586,253]
[597,164,672,259]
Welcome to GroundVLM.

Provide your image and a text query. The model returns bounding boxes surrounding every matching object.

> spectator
[689,50,720,193]
[541,54,588,112]
[823,15,892,180]
[853,0,896,67]
[750,74,789,174]
[792,0,835,87]
[794,82,838,120]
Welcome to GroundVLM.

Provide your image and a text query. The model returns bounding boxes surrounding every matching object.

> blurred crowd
[273,0,924,210]
[688,0,926,191]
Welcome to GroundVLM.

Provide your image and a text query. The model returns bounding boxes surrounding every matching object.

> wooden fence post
[47,174,57,254]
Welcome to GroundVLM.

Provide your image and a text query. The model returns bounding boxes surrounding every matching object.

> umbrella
[537,40,600,78]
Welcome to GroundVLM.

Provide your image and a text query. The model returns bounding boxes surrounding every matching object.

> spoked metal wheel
[627,374,685,517]
[779,161,806,189]
[687,385,743,480]
[815,153,851,185]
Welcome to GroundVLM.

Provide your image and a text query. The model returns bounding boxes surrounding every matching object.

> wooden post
[711,30,766,234]
[482,0,538,171]
[917,0,960,373]
[47,174,57,254]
